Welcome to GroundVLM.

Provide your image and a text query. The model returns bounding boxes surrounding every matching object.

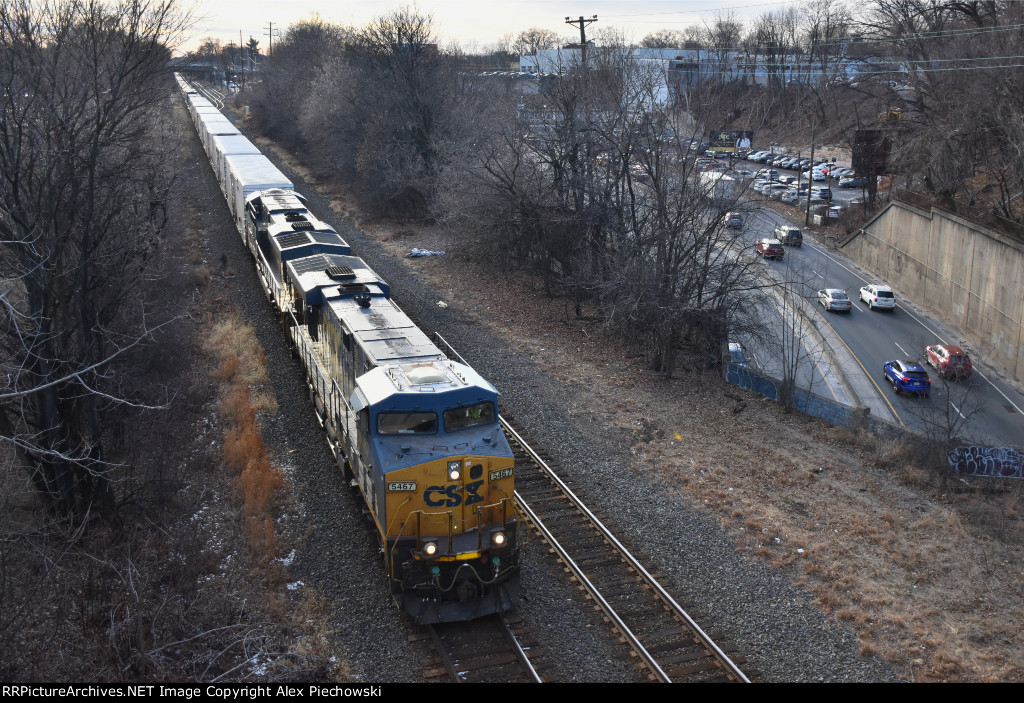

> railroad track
[433,331,753,683]
[414,613,545,683]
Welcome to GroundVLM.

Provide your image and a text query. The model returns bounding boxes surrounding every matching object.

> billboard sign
[708,130,754,153]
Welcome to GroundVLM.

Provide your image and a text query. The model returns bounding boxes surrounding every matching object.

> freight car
[174,75,521,623]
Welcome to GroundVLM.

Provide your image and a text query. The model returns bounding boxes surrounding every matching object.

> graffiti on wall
[947,446,1024,478]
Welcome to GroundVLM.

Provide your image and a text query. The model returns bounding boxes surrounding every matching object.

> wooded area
[245,1,1024,380]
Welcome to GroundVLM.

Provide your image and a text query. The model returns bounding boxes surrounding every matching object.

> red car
[756,238,784,260]
[925,344,973,378]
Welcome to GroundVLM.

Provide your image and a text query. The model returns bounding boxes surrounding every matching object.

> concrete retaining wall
[841,202,1024,383]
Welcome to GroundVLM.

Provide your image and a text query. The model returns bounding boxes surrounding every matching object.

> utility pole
[265,22,276,56]
[805,121,815,226]
[565,15,597,66]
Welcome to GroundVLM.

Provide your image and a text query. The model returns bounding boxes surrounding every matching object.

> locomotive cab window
[377,411,438,435]
[443,402,495,432]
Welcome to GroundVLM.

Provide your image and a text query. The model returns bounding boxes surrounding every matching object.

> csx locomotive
[175,75,521,623]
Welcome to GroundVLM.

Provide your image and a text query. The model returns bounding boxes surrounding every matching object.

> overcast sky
[184,0,795,53]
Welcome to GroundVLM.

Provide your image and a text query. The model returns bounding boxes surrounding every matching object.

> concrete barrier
[725,362,871,429]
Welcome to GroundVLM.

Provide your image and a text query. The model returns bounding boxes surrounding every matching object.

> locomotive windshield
[377,411,438,435]
[443,401,496,432]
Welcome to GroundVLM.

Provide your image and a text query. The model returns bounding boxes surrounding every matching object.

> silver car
[818,288,852,312]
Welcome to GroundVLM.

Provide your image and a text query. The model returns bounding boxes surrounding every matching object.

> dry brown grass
[670,424,1024,681]
[206,317,284,559]
[206,316,278,415]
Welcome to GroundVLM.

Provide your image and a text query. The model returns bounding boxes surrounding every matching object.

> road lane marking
[804,240,1024,419]
[812,305,904,425]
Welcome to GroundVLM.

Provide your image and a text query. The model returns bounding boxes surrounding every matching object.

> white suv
[860,284,895,311]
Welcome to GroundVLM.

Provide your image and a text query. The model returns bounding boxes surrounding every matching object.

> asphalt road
[731,170,1024,447]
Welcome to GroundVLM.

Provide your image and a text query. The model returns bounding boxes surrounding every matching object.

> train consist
[173,74,521,623]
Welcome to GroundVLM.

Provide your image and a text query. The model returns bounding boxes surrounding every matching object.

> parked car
[773,224,803,246]
[817,288,852,312]
[828,205,843,219]
[724,211,745,229]
[630,164,651,180]
[860,284,895,310]
[810,187,833,202]
[756,238,784,259]
[780,188,802,204]
[839,176,867,188]
[767,183,791,199]
[883,360,931,397]
[925,344,973,378]
[756,168,780,179]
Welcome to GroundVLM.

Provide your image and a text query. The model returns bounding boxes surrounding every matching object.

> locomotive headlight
[447,461,461,481]
[423,541,437,557]
[491,530,506,547]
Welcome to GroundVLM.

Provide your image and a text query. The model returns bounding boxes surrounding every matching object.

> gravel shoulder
[191,94,1022,682]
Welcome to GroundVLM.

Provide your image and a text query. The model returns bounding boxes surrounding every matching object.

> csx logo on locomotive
[424,481,484,507]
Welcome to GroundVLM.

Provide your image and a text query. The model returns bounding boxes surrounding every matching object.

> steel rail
[427,616,542,683]
[514,491,672,682]
[501,618,543,683]
[434,331,749,683]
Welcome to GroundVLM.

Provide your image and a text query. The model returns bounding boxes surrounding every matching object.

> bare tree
[474,42,767,377]
[750,7,800,95]
[0,0,187,521]
[513,26,558,71]
[249,15,353,148]
[759,257,839,408]
[802,0,853,88]
[857,0,1024,207]
[640,29,686,49]
[704,12,744,84]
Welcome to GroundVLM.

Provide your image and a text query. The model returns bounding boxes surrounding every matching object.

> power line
[601,0,803,19]
[614,21,1024,51]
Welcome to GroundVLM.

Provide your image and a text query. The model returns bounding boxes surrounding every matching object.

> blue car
[883,360,931,397]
